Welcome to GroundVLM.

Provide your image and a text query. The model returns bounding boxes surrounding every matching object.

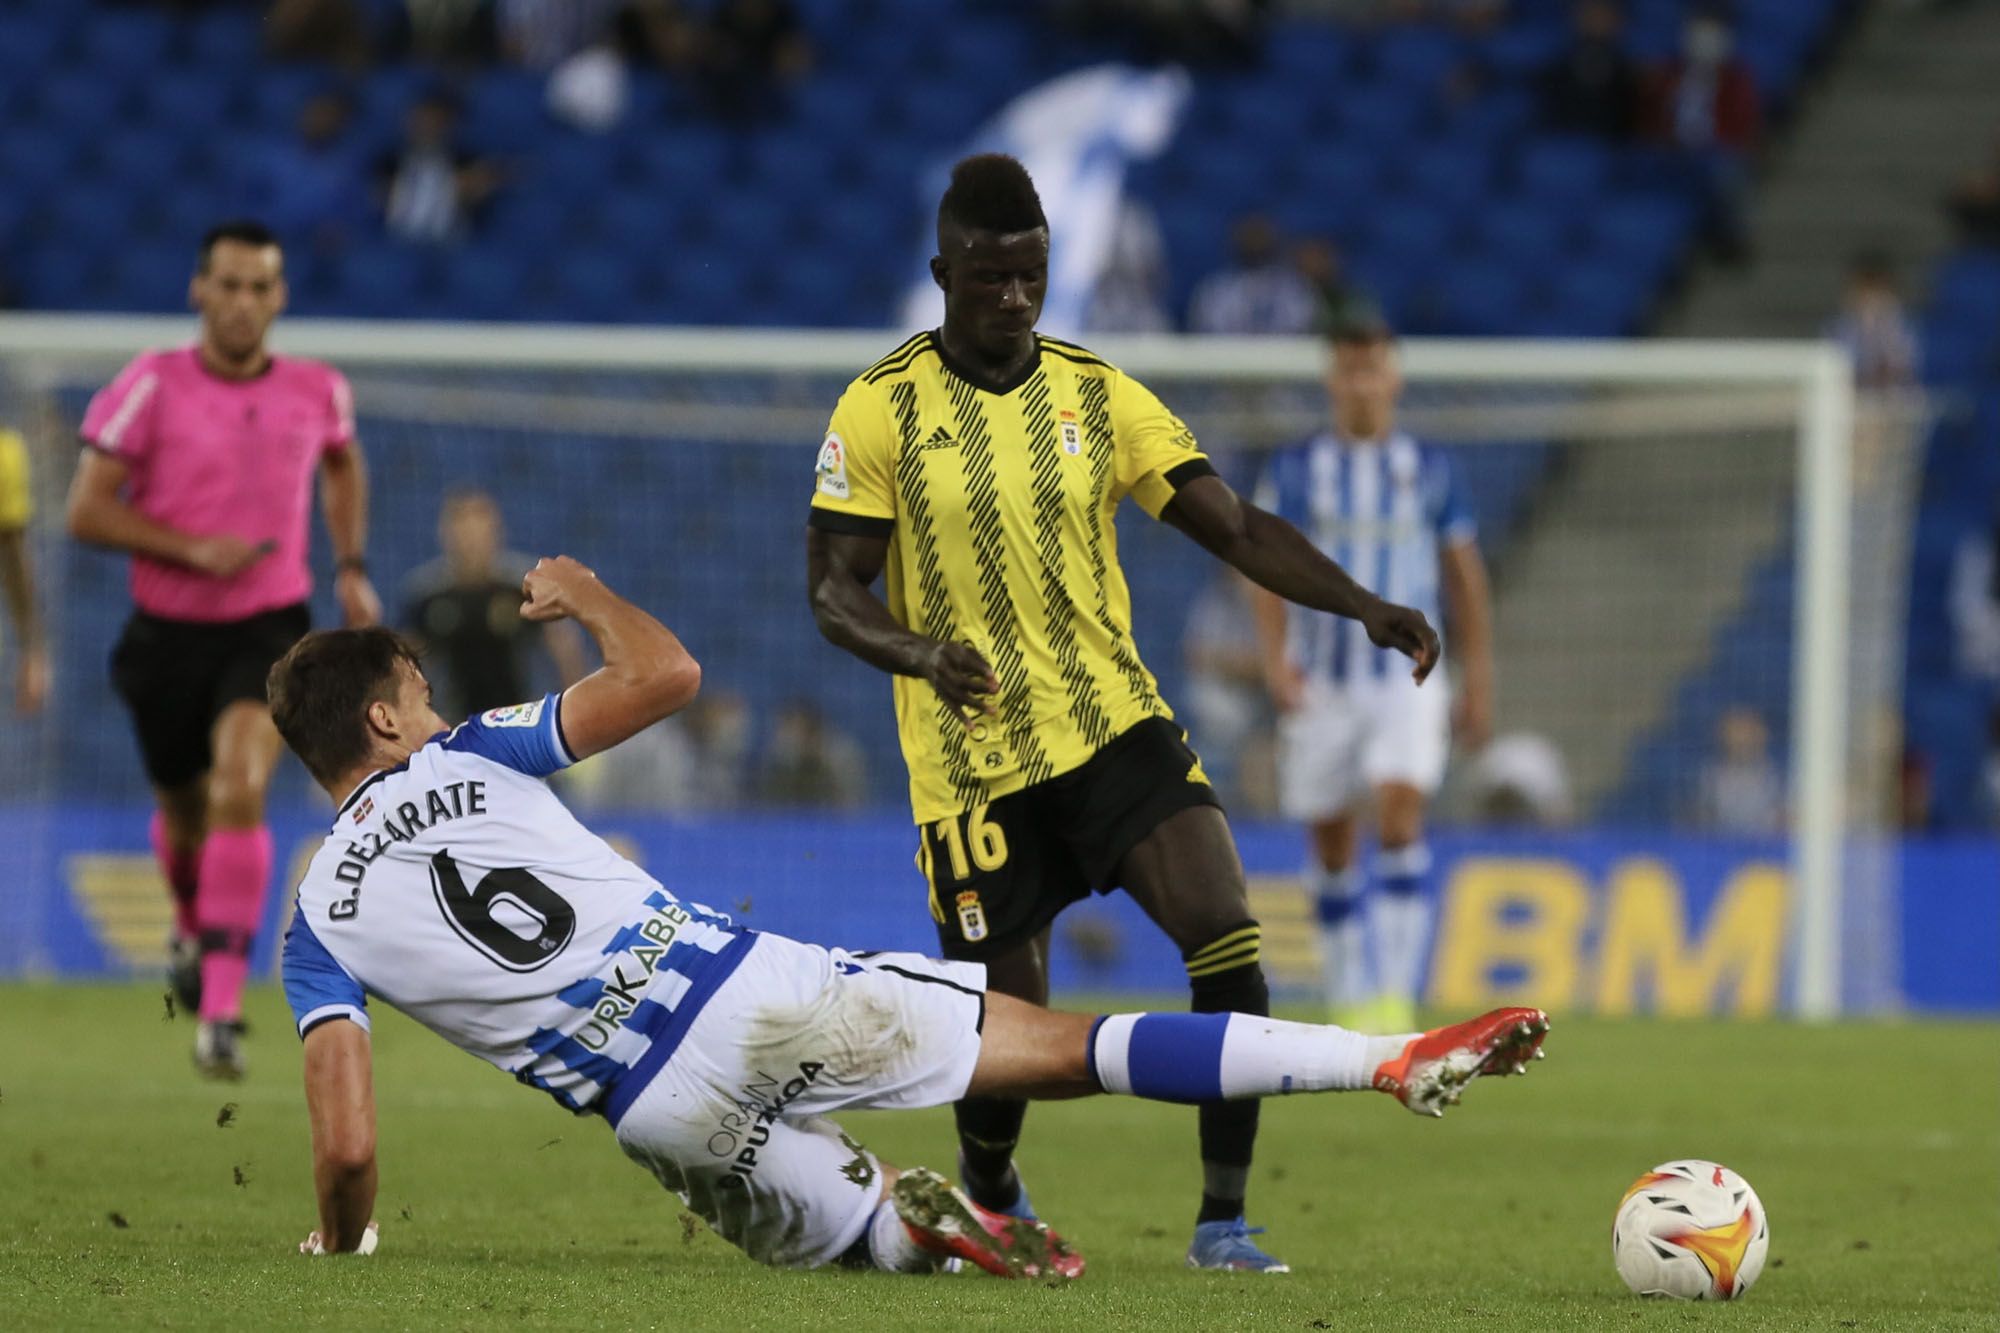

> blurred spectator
[1695,706,1785,835]
[547,43,631,132]
[0,424,49,715]
[400,489,586,721]
[399,0,495,62]
[1643,4,1761,263]
[375,92,504,242]
[1827,249,1919,391]
[1181,571,1273,810]
[237,90,367,257]
[1984,706,2000,829]
[756,700,869,808]
[1464,732,1573,826]
[1047,0,1271,66]
[618,0,704,75]
[696,0,814,118]
[1944,133,2000,249]
[499,0,621,69]
[267,0,375,68]
[1187,214,1320,335]
[1949,517,2000,681]
[567,689,753,812]
[1085,202,1174,334]
[1541,0,1639,140]
[1294,237,1374,333]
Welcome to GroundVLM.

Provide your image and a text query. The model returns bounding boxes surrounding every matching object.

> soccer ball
[1611,1159,1769,1300]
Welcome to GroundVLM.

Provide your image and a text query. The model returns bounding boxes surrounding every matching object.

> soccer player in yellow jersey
[0,425,50,714]
[806,155,1439,1273]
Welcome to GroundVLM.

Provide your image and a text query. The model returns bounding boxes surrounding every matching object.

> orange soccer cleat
[892,1167,1085,1279]
[1371,1007,1550,1117]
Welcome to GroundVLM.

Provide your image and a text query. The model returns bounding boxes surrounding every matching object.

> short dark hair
[937,154,1047,245]
[268,628,423,785]
[198,220,282,273]
[1324,303,1396,346]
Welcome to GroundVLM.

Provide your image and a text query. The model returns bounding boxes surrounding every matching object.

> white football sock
[1372,844,1434,1005]
[867,1192,937,1274]
[1308,863,1371,1008]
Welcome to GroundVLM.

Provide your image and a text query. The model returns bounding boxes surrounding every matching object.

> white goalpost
[0,316,1878,1015]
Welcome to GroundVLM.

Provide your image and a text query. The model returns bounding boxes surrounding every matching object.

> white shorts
[1277,669,1451,822]
[611,933,987,1269]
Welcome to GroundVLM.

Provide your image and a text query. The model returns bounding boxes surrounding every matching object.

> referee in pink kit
[66,221,380,1079]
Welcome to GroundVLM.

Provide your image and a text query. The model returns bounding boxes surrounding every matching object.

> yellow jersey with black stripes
[808,331,1215,825]
[0,428,31,532]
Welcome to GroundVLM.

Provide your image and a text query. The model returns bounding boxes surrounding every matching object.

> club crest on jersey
[816,432,850,500]
[956,890,989,943]
[481,699,544,729]
[1058,410,1082,456]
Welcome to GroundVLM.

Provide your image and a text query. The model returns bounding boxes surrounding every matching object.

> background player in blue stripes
[1251,314,1496,1034]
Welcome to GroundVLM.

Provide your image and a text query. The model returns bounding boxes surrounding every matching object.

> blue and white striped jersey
[281,693,753,1124]
[1254,432,1475,686]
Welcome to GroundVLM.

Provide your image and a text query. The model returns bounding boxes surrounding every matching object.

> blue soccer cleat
[958,1152,1039,1222]
[1187,1217,1291,1273]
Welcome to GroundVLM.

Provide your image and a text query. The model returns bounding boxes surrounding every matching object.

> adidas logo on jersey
[917,426,960,452]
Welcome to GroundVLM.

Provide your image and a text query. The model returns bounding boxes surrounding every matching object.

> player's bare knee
[205,772,266,828]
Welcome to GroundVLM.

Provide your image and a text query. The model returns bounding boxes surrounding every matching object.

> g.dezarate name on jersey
[281,693,757,1120]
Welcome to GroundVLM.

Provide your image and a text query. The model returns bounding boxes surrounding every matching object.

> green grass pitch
[1,983,1995,1331]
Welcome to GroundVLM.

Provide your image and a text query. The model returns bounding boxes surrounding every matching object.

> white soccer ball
[1611,1159,1768,1300]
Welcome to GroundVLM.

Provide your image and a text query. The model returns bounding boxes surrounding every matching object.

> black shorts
[109,603,311,789]
[920,717,1223,962]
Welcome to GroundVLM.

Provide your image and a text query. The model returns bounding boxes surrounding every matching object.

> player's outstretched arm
[807,528,997,723]
[1163,474,1442,683]
[520,555,701,759]
[301,1019,378,1254]
[65,447,268,578]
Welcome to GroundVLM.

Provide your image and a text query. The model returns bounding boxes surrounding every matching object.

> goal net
[0,317,1912,1017]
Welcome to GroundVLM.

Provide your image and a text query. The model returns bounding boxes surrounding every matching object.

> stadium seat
[1369,26,1466,92]
[1438,260,1536,336]
[335,245,440,318]
[1337,83,1428,146]
[185,10,261,69]
[1516,137,1612,205]
[1399,143,1496,210]
[76,9,175,73]
[0,13,65,78]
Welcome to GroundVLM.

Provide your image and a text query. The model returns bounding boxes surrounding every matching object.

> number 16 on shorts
[919,804,1009,944]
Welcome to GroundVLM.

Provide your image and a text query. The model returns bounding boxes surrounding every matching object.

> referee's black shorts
[920,717,1222,962]
[109,602,311,789]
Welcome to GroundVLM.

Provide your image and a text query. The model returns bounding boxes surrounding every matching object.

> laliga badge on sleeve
[816,432,851,500]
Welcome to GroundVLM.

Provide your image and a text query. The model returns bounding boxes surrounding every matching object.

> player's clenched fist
[520,555,601,622]
[299,1221,378,1255]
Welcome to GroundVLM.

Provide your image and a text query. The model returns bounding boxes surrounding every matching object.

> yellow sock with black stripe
[1184,920,1270,1225]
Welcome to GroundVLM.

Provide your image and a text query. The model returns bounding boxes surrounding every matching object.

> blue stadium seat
[1337,83,1428,146]
[1546,262,1643,336]
[462,69,555,154]
[32,74,128,135]
[1369,26,1466,91]
[136,70,237,133]
[629,131,733,191]
[1586,196,1690,284]
[1399,143,1496,210]
[91,129,190,193]
[1291,141,1383,205]
[747,133,835,195]
[0,132,78,198]
[1358,201,1456,269]
[77,10,175,73]
[335,245,440,318]
[110,242,199,312]
[443,244,532,321]
[1265,20,1355,82]
[1516,136,1612,205]
[186,10,262,69]
[1472,198,1568,269]
[0,13,64,78]
[14,246,93,309]
[1438,259,1535,336]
